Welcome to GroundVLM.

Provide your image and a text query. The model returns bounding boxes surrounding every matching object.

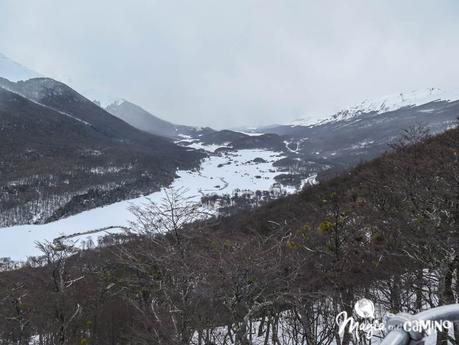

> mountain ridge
[287,87,459,128]
[105,99,196,138]
[0,77,204,227]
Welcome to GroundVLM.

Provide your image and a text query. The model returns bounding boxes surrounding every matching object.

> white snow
[0,148,314,261]
[337,88,459,116]
[177,133,193,139]
[289,88,459,127]
[289,117,323,127]
[236,131,266,136]
[283,140,300,153]
[0,52,40,82]
[302,173,318,187]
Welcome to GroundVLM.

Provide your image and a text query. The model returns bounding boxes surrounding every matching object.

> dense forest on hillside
[0,81,204,227]
[0,124,457,345]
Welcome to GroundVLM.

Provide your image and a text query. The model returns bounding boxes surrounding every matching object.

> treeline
[0,125,458,345]
[201,188,288,215]
[0,165,173,227]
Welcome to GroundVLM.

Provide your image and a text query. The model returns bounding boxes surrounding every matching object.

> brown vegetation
[0,125,458,344]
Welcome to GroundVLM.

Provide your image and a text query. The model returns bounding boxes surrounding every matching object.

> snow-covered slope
[0,145,318,261]
[0,52,40,81]
[291,88,459,127]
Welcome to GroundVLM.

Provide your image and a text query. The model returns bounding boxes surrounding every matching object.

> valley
[0,143,317,261]
[1,53,458,263]
[0,12,458,343]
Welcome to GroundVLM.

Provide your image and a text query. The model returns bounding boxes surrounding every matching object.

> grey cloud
[1,0,458,128]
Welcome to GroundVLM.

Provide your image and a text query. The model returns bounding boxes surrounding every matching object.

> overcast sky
[1,0,458,128]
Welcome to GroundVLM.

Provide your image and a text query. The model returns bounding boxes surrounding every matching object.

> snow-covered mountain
[0,52,40,81]
[290,88,459,127]
[255,88,459,182]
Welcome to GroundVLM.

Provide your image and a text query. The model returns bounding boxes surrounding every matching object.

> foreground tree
[35,241,84,345]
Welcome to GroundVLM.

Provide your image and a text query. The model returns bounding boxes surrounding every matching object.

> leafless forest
[0,124,457,344]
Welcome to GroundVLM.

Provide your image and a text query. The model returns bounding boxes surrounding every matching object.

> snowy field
[0,146,315,261]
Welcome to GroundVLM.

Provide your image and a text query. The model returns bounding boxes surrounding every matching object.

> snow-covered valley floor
[0,147,315,262]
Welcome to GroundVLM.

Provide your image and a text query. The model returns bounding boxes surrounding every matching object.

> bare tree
[36,241,84,345]
[115,188,209,344]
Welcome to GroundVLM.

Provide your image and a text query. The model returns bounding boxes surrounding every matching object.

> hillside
[106,100,196,138]
[257,94,459,181]
[0,79,203,226]
[0,125,457,344]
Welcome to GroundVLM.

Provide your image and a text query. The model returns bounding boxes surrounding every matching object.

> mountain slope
[0,79,203,227]
[290,88,459,127]
[106,100,195,138]
[0,78,176,146]
[0,125,456,343]
[256,90,459,181]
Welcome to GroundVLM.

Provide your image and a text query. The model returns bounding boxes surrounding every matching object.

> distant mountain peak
[290,87,459,128]
[108,98,125,107]
[0,52,41,82]
[331,88,459,120]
